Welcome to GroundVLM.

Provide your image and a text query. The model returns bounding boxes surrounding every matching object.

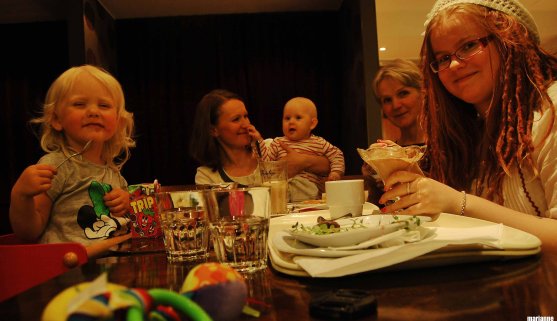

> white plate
[286,215,428,247]
[273,231,371,257]
[268,213,542,277]
[274,228,433,258]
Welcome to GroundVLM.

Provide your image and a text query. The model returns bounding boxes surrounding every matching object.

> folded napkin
[374,228,425,248]
[292,224,503,277]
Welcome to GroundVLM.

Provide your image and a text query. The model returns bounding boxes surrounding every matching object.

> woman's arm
[278,141,330,177]
[464,194,557,252]
[379,172,557,253]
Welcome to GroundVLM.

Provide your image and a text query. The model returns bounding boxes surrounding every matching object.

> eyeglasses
[430,36,492,73]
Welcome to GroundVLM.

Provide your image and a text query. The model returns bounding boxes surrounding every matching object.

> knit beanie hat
[424,0,540,44]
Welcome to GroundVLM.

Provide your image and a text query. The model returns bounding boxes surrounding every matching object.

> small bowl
[286,216,420,247]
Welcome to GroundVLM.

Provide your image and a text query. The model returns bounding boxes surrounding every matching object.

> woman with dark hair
[189,89,330,187]
[379,0,557,251]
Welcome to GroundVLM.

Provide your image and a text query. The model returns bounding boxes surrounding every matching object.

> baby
[259,97,344,201]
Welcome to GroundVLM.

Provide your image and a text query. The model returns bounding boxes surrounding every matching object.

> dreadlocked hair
[421,4,557,203]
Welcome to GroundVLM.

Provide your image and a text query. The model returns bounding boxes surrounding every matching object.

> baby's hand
[247,124,263,142]
[13,164,56,197]
[104,188,130,217]
[327,172,342,181]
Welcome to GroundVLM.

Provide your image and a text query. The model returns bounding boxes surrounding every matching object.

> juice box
[128,183,161,238]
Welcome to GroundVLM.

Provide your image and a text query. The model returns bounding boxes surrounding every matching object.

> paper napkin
[292,224,503,277]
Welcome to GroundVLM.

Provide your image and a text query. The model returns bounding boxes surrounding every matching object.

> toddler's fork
[55,140,92,169]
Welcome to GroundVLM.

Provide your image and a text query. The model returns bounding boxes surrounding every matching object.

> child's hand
[104,188,130,217]
[247,124,263,142]
[13,164,56,197]
[327,172,342,181]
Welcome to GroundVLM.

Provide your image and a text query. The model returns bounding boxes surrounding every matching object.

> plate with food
[286,215,427,248]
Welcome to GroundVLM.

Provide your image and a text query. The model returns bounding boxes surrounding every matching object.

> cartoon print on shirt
[77,180,128,239]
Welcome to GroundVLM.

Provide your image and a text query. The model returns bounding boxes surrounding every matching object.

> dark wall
[338,0,378,174]
[0,5,375,235]
[0,21,70,235]
[68,0,117,71]
[115,12,357,187]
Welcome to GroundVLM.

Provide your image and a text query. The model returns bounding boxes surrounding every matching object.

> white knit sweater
[501,82,557,218]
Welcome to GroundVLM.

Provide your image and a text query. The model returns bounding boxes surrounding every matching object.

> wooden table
[1,238,556,321]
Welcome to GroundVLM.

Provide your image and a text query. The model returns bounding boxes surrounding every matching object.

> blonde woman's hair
[372,59,422,102]
[31,65,135,170]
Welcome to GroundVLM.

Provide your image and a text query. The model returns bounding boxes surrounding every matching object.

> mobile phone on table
[309,289,377,320]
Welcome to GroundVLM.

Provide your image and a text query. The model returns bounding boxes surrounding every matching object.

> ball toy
[181,263,247,321]
[42,282,125,321]
[41,274,211,321]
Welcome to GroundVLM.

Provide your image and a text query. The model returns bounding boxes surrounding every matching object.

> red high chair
[0,234,88,301]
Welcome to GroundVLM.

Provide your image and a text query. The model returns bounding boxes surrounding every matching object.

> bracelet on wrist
[459,190,467,216]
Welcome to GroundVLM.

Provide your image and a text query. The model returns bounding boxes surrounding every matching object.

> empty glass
[203,187,271,272]
[155,189,209,262]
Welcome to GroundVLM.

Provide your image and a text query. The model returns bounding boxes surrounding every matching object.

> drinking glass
[259,160,288,216]
[358,144,425,208]
[154,189,209,262]
[203,187,271,272]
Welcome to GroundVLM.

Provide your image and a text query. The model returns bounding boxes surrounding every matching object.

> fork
[55,140,92,169]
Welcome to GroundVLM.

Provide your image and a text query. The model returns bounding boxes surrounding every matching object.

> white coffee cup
[325,179,365,219]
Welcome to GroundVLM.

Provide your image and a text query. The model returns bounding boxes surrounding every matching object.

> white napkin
[292,224,503,277]
[375,228,425,248]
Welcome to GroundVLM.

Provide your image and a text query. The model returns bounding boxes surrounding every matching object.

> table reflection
[2,238,556,321]
[97,250,275,318]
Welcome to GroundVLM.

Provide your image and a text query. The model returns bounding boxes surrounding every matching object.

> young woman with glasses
[378,0,557,251]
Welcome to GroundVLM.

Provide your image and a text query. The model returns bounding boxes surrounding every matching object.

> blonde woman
[373,59,425,146]
[363,59,425,204]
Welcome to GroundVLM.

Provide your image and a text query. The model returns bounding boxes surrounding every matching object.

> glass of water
[155,189,209,262]
[203,186,271,273]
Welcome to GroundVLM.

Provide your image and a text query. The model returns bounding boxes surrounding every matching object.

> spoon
[56,140,92,169]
